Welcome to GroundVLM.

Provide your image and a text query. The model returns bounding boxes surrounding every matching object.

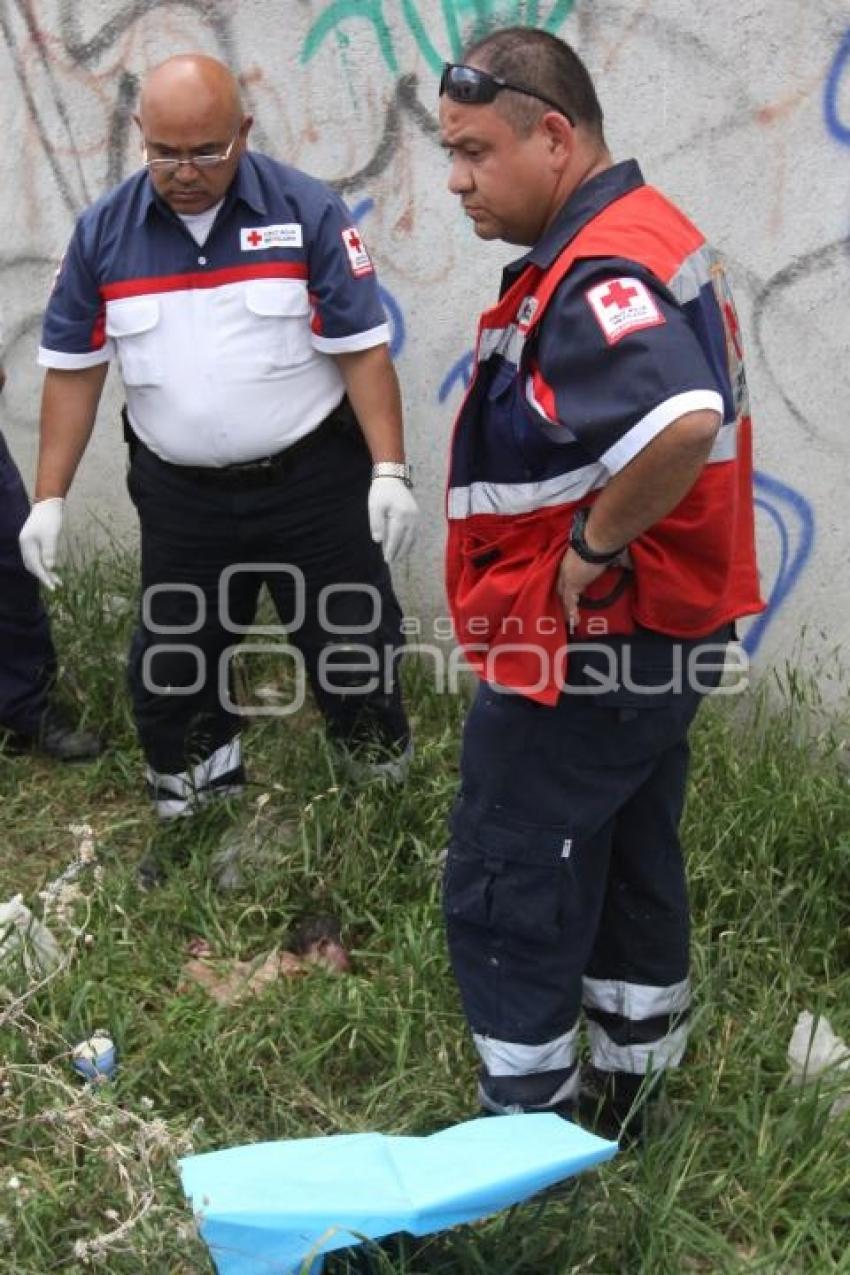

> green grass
[1,551,849,1274]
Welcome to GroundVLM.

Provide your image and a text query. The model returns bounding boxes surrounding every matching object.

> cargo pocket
[571,647,680,711]
[105,297,162,386]
[444,813,573,946]
[244,278,312,368]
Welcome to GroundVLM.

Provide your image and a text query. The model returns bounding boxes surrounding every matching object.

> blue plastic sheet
[180,1113,617,1274]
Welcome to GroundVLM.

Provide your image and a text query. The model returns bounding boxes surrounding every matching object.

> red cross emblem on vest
[585,276,665,345]
[600,280,639,311]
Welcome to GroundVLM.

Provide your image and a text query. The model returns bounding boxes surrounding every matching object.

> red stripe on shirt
[308,290,323,336]
[529,363,558,422]
[90,303,106,350]
[100,262,308,300]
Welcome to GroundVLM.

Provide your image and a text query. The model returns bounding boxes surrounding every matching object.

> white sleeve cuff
[312,323,390,355]
[601,389,724,474]
[38,344,113,370]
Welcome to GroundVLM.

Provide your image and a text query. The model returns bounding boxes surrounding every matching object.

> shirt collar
[503,159,645,283]
[136,152,267,228]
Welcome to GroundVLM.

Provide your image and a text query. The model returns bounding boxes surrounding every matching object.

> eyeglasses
[144,133,240,174]
[439,63,575,126]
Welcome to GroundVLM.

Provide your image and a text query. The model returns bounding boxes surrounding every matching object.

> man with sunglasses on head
[20,54,418,887]
[439,29,762,1141]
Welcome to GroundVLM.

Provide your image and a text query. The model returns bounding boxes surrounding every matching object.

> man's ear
[540,110,574,166]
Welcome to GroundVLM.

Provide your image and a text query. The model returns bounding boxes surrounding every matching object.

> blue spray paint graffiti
[824,28,850,145]
[746,471,815,656]
[438,350,474,402]
[350,196,406,358]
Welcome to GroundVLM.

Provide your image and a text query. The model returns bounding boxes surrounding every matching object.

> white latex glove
[367,476,419,564]
[19,497,65,590]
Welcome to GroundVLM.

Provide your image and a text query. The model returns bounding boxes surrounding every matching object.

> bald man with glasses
[21,54,418,886]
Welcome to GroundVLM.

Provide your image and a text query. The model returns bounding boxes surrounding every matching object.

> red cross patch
[341,226,374,277]
[584,277,665,345]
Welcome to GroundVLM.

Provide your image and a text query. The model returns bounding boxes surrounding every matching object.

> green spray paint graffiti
[301,0,577,75]
[303,1,397,70]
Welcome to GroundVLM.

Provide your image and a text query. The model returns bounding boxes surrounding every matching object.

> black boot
[136,821,194,890]
[4,703,102,763]
[578,1066,670,1146]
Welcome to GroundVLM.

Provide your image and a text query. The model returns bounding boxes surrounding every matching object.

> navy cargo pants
[126,403,409,816]
[0,430,55,736]
[443,627,732,1114]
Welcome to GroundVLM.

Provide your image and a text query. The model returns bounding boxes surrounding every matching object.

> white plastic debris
[788,1011,850,1082]
[0,895,63,976]
[68,823,97,863]
[788,1011,850,1119]
[103,593,133,619]
[38,824,99,925]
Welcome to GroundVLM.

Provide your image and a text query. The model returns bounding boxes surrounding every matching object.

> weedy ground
[1,552,849,1274]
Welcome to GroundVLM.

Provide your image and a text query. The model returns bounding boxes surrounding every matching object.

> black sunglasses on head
[439,62,575,126]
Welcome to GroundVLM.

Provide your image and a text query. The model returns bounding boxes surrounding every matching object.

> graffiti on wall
[824,27,850,146]
[747,474,815,657]
[1,0,846,658]
[301,0,576,73]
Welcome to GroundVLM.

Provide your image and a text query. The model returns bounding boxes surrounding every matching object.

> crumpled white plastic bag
[788,1010,850,1118]
[0,894,63,977]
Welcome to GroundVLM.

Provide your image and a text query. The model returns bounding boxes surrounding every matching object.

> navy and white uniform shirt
[39,153,389,466]
[506,161,725,482]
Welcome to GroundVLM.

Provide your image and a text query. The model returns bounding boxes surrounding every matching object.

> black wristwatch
[569,507,626,565]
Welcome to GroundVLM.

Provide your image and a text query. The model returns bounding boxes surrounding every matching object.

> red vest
[445,184,764,706]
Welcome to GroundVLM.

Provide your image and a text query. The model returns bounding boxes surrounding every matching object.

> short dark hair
[462,26,604,141]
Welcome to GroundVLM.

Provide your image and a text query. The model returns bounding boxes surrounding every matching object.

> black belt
[127,399,357,490]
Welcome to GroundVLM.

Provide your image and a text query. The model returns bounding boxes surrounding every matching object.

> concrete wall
[1,1,848,680]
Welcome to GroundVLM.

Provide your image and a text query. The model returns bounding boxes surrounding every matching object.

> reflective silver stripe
[582,976,690,1020]
[588,1019,689,1073]
[448,463,605,520]
[448,410,736,520]
[473,1024,579,1076]
[478,322,526,367]
[667,242,716,306]
[154,783,243,820]
[147,736,242,801]
[478,1068,579,1115]
[707,418,738,463]
[154,797,195,820]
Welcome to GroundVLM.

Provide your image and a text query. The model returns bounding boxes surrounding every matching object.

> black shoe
[578,1066,670,1146]
[136,820,197,890]
[3,704,102,763]
[136,832,185,890]
[136,848,168,891]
